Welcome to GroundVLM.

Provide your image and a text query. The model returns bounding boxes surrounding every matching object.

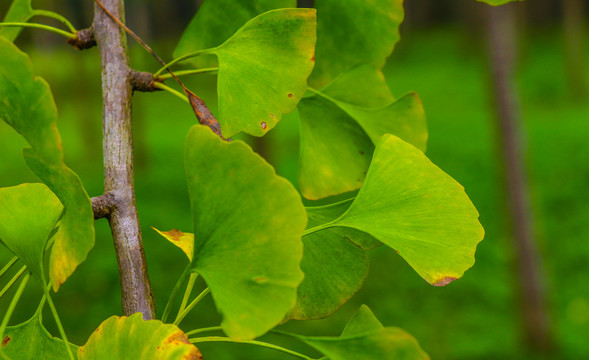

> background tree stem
[486,4,553,353]
[93,0,155,319]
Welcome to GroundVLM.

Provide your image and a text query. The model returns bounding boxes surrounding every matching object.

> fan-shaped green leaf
[77,313,201,360]
[340,305,383,336]
[185,125,306,339]
[0,313,76,360]
[0,37,62,166]
[205,8,316,137]
[302,327,429,360]
[297,94,373,199]
[23,153,95,291]
[306,199,380,250]
[310,0,404,88]
[0,0,34,42]
[152,228,194,261]
[0,184,62,283]
[295,305,429,360]
[330,134,484,286]
[174,0,296,68]
[298,85,426,199]
[321,65,394,108]
[337,93,427,152]
[288,228,368,320]
[0,37,94,291]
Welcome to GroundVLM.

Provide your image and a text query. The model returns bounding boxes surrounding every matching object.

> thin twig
[94,0,226,139]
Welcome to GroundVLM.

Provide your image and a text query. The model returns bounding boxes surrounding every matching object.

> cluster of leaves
[0,0,517,358]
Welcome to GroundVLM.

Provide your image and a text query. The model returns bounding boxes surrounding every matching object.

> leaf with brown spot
[196,9,317,137]
[153,227,195,261]
[1,314,77,359]
[325,134,484,285]
[77,313,201,360]
[185,125,306,339]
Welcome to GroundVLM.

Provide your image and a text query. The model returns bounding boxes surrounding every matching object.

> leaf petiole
[173,287,210,325]
[0,256,18,279]
[153,48,215,77]
[302,221,338,237]
[0,271,30,353]
[161,264,191,323]
[156,67,219,81]
[184,326,223,337]
[0,265,27,300]
[152,82,190,104]
[189,336,317,360]
[31,10,77,33]
[0,22,76,39]
[176,272,198,320]
[44,289,75,360]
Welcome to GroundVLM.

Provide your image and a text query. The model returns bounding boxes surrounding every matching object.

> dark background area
[1,0,588,359]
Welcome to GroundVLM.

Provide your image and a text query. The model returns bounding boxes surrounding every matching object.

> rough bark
[486,4,553,353]
[93,0,155,319]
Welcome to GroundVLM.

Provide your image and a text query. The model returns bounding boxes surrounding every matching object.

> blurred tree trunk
[563,0,588,100]
[485,3,554,354]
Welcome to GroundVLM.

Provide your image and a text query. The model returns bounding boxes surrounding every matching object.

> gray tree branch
[93,0,155,319]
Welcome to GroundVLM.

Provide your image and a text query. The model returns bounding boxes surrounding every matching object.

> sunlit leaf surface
[1,314,76,360]
[77,313,201,360]
[208,9,316,137]
[333,135,485,285]
[185,125,306,339]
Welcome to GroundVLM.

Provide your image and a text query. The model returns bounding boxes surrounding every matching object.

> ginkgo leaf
[320,65,395,108]
[336,93,427,152]
[77,313,201,360]
[310,0,404,88]
[306,199,381,250]
[288,228,368,320]
[0,37,94,291]
[174,0,296,68]
[0,183,62,283]
[297,94,373,200]
[294,305,430,360]
[340,305,384,336]
[203,8,316,137]
[298,87,426,199]
[1,314,76,360]
[152,228,194,261]
[0,0,34,42]
[328,134,485,286]
[185,125,306,340]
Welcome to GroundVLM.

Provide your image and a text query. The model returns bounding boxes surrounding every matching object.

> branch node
[92,192,116,219]
[130,70,162,92]
[67,26,97,50]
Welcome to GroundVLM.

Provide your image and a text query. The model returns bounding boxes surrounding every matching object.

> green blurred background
[1,0,588,359]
